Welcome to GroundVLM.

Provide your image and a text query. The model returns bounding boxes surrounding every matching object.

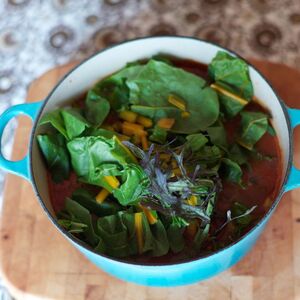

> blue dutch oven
[0,37,299,287]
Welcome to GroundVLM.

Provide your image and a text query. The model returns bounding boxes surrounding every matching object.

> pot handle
[285,107,300,192]
[0,101,44,181]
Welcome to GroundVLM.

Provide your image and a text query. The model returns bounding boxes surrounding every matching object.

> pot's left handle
[0,101,44,181]
[285,107,300,192]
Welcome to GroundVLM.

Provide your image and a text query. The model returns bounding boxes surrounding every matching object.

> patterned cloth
[0,0,300,297]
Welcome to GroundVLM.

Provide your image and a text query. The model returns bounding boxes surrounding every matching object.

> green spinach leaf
[39,109,68,139]
[207,124,228,150]
[238,111,268,150]
[220,158,242,184]
[37,133,70,183]
[65,198,99,246]
[61,108,90,140]
[72,188,121,217]
[149,125,168,144]
[208,51,254,100]
[186,133,208,152]
[85,89,110,126]
[57,219,88,233]
[105,60,219,133]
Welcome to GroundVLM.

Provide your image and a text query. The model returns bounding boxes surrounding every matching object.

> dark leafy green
[65,198,99,246]
[186,133,208,152]
[238,111,268,150]
[85,89,110,125]
[57,219,88,233]
[37,133,70,183]
[207,124,228,151]
[149,125,168,144]
[61,108,90,140]
[220,158,242,184]
[39,109,68,139]
[208,51,254,100]
[72,188,121,217]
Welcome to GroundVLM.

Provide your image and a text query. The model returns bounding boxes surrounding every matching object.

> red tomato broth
[46,58,283,264]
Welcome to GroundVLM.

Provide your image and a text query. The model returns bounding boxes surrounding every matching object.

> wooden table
[1,60,300,300]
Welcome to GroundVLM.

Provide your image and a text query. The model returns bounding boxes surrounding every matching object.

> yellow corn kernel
[134,212,144,254]
[136,115,153,128]
[139,206,157,225]
[104,176,120,189]
[119,110,138,123]
[157,118,175,130]
[168,94,186,111]
[141,134,148,150]
[187,195,198,206]
[117,134,130,141]
[121,121,147,136]
[185,220,199,240]
[181,111,190,118]
[210,83,248,106]
[96,189,110,203]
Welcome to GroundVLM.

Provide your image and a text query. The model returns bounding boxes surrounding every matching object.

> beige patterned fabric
[0,0,300,297]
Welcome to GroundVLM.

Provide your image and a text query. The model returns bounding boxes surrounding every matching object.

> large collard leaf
[64,198,99,246]
[67,136,149,205]
[61,108,90,140]
[39,109,68,139]
[84,88,110,126]
[208,52,253,117]
[67,135,135,180]
[126,60,219,133]
[72,188,121,217]
[37,133,70,183]
[208,51,254,100]
[237,111,268,150]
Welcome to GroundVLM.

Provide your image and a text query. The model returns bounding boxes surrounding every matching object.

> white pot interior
[31,36,290,218]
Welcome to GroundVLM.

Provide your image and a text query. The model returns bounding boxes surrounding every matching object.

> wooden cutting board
[1,60,300,300]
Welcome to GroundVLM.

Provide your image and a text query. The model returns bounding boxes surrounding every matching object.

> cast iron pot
[0,36,299,287]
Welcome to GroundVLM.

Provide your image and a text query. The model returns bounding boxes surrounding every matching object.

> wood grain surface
[1,60,300,300]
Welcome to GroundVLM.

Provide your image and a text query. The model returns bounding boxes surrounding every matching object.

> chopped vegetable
[136,115,153,128]
[119,110,138,123]
[96,189,110,203]
[157,118,175,129]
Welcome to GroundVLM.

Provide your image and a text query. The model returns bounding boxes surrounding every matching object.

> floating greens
[36,51,279,261]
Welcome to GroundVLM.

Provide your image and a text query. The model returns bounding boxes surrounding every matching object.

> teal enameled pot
[0,36,299,287]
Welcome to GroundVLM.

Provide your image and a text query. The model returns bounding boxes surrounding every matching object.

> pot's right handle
[285,108,300,192]
[0,101,44,181]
